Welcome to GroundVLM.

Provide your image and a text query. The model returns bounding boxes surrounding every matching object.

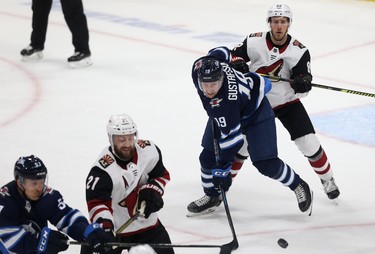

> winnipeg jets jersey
[192,46,272,164]
[0,181,89,253]
[85,140,170,236]
[231,31,312,108]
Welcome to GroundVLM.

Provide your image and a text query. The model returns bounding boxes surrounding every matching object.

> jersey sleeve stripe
[219,132,243,150]
[220,124,241,140]
[0,227,26,251]
[56,209,86,234]
[88,204,112,223]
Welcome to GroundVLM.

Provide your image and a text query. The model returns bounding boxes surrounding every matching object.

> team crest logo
[256,60,283,81]
[99,154,114,168]
[210,98,223,108]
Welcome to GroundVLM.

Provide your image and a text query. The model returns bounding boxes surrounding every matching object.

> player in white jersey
[81,114,174,254]
[229,4,340,200]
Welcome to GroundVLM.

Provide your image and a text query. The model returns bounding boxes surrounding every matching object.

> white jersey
[85,140,170,235]
[232,31,311,108]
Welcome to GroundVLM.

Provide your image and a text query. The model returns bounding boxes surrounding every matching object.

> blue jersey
[192,46,272,165]
[0,181,89,253]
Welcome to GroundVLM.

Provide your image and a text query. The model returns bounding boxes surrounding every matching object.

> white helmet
[107,113,138,146]
[266,4,293,23]
[129,244,156,254]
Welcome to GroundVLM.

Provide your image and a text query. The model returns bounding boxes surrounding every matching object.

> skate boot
[293,179,313,215]
[187,194,222,217]
[20,46,43,61]
[67,51,92,68]
[321,177,340,200]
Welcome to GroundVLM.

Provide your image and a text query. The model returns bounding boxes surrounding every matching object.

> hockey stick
[259,73,375,98]
[211,119,239,252]
[115,201,146,234]
[115,211,141,234]
[67,240,233,251]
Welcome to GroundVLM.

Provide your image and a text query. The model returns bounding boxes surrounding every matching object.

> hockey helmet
[107,113,138,146]
[14,155,47,181]
[198,57,223,83]
[266,4,293,23]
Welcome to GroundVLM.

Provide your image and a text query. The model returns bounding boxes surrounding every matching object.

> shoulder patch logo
[0,187,10,197]
[137,139,151,148]
[99,154,114,168]
[292,39,306,49]
[249,32,263,38]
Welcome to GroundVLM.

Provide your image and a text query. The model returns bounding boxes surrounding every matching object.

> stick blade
[219,240,239,254]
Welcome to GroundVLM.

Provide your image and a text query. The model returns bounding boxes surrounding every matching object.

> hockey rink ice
[1,0,375,253]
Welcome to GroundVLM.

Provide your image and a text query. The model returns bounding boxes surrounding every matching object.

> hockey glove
[84,222,116,253]
[36,227,69,254]
[138,183,164,219]
[229,56,249,74]
[291,74,312,93]
[212,163,232,192]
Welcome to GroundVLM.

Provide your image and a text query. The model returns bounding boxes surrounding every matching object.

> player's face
[269,17,289,45]
[200,79,222,98]
[113,134,136,160]
[18,178,45,201]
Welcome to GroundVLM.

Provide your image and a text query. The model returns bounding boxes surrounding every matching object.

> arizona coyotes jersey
[232,31,312,108]
[85,140,170,236]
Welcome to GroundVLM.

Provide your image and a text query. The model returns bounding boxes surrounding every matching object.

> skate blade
[21,52,43,62]
[186,207,217,217]
[69,57,92,68]
[304,191,313,216]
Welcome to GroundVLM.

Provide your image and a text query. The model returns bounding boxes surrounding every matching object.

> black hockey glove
[291,74,312,93]
[212,163,232,192]
[84,222,116,253]
[36,227,69,253]
[138,183,164,219]
[229,56,249,74]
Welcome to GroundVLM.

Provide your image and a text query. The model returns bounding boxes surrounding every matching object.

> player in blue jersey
[187,46,313,216]
[0,155,114,253]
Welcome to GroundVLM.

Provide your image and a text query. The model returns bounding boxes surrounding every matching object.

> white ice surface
[1,0,375,253]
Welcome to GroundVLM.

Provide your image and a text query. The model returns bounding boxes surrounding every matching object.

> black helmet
[14,155,47,180]
[198,57,223,82]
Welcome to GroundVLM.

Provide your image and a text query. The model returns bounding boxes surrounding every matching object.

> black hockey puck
[277,238,288,248]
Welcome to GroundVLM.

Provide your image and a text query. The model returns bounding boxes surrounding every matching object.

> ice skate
[321,177,340,203]
[186,194,222,217]
[67,52,92,68]
[293,179,313,216]
[20,46,43,61]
